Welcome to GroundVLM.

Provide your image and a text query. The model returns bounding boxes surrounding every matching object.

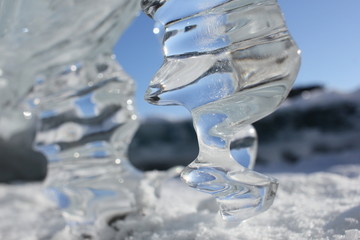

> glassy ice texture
[142,0,300,221]
[0,0,141,237]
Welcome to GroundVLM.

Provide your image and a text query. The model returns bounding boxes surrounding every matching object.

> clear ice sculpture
[142,0,301,221]
[0,0,142,237]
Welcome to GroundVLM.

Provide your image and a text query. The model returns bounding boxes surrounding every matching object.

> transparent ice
[0,0,143,237]
[142,0,301,221]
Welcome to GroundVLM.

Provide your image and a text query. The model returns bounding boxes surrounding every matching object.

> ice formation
[142,0,301,221]
[0,0,142,237]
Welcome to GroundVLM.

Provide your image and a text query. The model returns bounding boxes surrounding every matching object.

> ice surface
[0,0,144,237]
[142,0,300,221]
[0,0,138,117]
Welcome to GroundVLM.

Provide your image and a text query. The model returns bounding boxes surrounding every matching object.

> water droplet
[23,111,32,119]
[33,98,41,105]
[153,27,160,34]
[70,65,77,71]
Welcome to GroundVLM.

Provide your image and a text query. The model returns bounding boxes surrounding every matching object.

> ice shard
[0,0,142,237]
[142,0,300,221]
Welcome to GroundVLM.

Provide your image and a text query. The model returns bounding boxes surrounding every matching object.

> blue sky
[115,1,360,119]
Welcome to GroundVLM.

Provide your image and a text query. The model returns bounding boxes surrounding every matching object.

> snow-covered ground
[1,150,359,240]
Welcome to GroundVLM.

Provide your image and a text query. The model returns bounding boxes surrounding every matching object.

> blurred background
[1,0,359,182]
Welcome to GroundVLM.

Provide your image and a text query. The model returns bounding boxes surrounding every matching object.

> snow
[280,88,360,111]
[0,153,359,240]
